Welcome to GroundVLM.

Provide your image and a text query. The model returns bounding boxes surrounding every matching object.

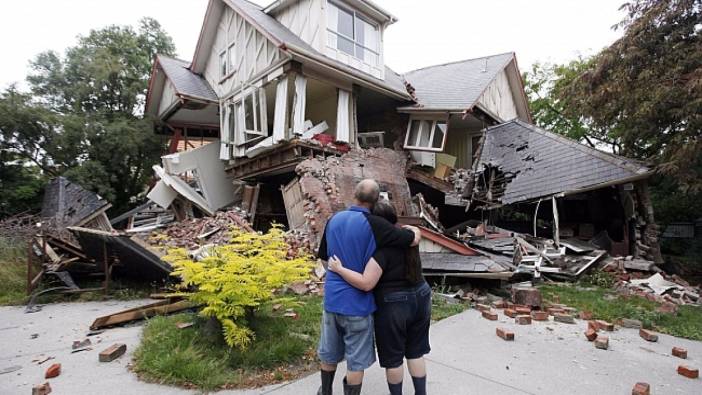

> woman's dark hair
[372,200,423,284]
[372,200,398,224]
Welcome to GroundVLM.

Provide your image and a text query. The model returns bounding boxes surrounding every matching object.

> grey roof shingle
[399,52,515,111]
[157,55,218,102]
[474,120,650,204]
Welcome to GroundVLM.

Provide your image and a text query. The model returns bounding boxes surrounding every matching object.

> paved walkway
[1,300,700,394]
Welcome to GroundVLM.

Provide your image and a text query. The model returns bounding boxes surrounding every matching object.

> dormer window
[327,1,379,66]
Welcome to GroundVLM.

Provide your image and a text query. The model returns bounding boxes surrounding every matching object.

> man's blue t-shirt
[321,206,377,316]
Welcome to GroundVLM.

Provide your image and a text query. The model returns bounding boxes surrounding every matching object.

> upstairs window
[327,2,379,66]
[219,42,236,78]
[403,118,448,152]
[230,88,267,146]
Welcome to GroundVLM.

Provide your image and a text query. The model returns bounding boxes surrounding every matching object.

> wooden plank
[90,299,190,330]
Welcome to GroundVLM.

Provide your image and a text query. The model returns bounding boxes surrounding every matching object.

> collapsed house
[132,0,666,282]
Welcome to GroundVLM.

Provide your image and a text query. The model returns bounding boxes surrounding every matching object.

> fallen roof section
[41,177,111,229]
[472,119,651,205]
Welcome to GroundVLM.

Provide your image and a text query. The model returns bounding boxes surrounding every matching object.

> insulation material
[273,76,289,143]
[292,74,307,134]
[336,89,351,143]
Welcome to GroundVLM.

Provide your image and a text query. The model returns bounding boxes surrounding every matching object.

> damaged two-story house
[142,0,663,278]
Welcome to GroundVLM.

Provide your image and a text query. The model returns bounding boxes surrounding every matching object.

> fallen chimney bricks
[595,320,614,331]
[496,327,514,341]
[553,313,576,324]
[482,310,498,321]
[595,336,609,350]
[531,311,549,321]
[585,328,598,342]
[677,365,699,379]
[631,382,650,395]
[504,308,517,318]
[639,329,658,342]
[515,315,532,325]
[672,347,688,359]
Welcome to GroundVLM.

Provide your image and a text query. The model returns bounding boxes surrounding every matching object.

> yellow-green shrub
[164,226,314,349]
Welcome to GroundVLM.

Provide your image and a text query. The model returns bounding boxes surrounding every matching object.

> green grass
[431,294,469,321]
[0,238,29,305]
[540,284,702,340]
[132,296,323,391]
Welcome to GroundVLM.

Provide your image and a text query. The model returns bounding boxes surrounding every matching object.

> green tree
[557,0,702,193]
[25,17,175,212]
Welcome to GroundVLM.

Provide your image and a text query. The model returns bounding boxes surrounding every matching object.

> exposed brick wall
[295,148,416,248]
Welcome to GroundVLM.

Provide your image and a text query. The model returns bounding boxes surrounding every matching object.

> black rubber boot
[317,369,335,395]
[343,377,362,395]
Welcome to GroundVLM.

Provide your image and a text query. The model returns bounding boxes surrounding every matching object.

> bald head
[354,179,380,207]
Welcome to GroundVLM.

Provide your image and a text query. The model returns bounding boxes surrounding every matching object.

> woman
[328,201,430,395]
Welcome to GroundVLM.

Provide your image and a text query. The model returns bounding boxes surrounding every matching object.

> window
[219,42,236,78]
[327,2,379,65]
[231,88,267,146]
[403,118,448,152]
[219,50,227,78]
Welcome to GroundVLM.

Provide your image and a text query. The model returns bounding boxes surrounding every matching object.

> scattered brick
[515,315,532,325]
[491,300,507,309]
[584,328,598,342]
[595,336,609,350]
[504,308,517,318]
[482,310,498,321]
[579,310,593,320]
[672,347,688,359]
[32,382,51,395]
[99,343,127,362]
[496,327,514,341]
[631,382,650,395]
[621,318,642,329]
[511,287,542,308]
[639,329,658,342]
[587,320,599,332]
[562,307,578,315]
[506,302,515,309]
[596,320,614,331]
[677,365,699,379]
[553,313,576,324]
[476,303,492,313]
[515,306,532,315]
[44,363,61,379]
[548,307,565,316]
[531,311,549,321]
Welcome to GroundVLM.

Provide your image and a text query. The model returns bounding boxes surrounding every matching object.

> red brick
[511,287,542,308]
[548,307,565,316]
[584,328,598,342]
[32,382,52,395]
[496,327,514,341]
[515,315,532,325]
[99,343,127,362]
[515,306,532,315]
[579,310,593,320]
[631,382,650,395]
[562,307,578,314]
[594,336,609,350]
[596,320,614,331]
[491,300,507,309]
[482,310,498,321]
[672,347,688,359]
[505,302,515,309]
[476,303,491,312]
[45,363,61,379]
[639,329,658,342]
[587,320,599,332]
[677,365,699,379]
[504,308,517,318]
[553,313,576,324]
[531,311,549,321]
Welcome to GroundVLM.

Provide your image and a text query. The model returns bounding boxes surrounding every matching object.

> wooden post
[26,238,33,296]
[103,241,110,295]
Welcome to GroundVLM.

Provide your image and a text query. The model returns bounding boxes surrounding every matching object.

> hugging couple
[316,179,430,395]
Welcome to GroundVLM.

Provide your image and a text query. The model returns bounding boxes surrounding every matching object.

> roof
[473,120,651,204]
[399,52,515,112]
[41,177,111,228]
[264,0,398,24]
[157,55,218,102]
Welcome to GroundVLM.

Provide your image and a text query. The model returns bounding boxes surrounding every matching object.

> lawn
[133,290,469,391]
[540,283,702,341]
[0,237,29,305]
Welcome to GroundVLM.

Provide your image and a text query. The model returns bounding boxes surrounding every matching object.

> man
[317,179,420,395]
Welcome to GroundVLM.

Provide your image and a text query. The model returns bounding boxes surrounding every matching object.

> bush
[164,226,315,349]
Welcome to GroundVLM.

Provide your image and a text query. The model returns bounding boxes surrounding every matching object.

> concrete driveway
[1,300,700,394]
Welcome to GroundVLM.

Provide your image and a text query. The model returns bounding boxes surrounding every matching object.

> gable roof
[157,55,218,102]
[264,0,398,24]
[398,52,516,112]
[191,0,412,100]
[473,120,651,205]
[41,177,111,228]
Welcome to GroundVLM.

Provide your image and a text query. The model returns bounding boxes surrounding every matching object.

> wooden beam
[90,299,191,330]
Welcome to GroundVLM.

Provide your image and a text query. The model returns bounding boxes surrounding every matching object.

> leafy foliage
[0,18,175,217]
[164,226,315,349]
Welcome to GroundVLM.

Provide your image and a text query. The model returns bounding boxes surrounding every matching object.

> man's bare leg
[345,370,364,385]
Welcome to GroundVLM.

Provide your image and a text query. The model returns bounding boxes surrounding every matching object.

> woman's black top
[373,245,425,295]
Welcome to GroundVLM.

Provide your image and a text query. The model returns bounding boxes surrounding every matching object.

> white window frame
[218,50,228,78]
[219,42,237,80]
[232,88,267,146]
[327,1,380,66]
[403,116,449,152]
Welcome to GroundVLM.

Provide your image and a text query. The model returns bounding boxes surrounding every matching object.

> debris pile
[148,209,254,250]
[612,272,701,308]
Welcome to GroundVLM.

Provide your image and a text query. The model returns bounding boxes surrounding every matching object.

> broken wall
[293,148,416,247]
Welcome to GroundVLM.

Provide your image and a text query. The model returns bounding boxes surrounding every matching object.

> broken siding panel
[203,6,287,98]
[281,177,306,230]
[477,68,518,122]
[273,0,325,53]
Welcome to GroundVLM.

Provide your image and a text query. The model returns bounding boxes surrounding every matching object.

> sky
[0,0,626,90]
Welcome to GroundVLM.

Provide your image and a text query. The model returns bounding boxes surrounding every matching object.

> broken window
[327,1,380,66]
[403,117,448,152]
